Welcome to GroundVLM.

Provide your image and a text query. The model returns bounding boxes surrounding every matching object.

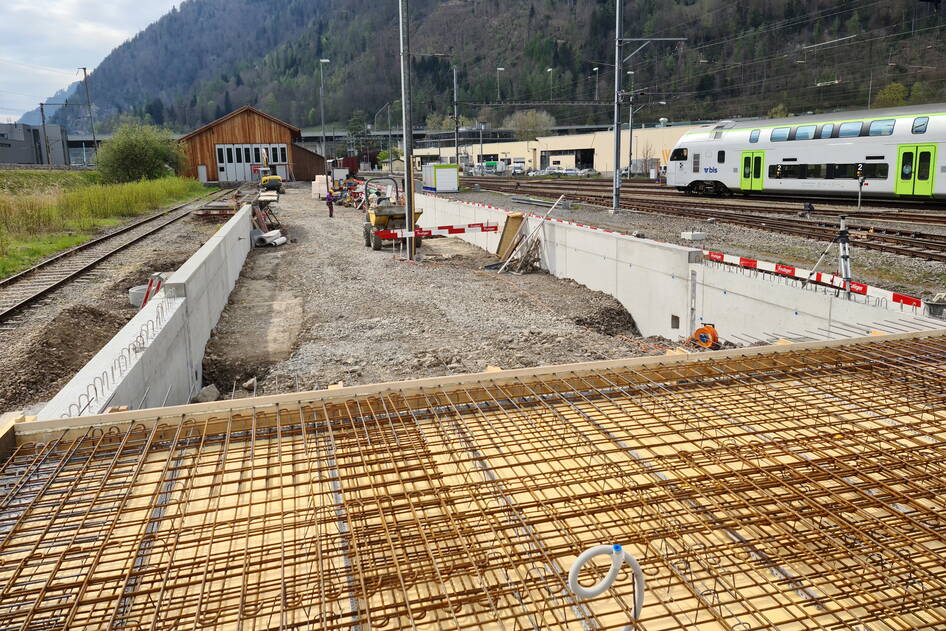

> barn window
[217,147,224,163]
[254,147,261,163]
[226,148,233,163]
[271,146,279,162]
[280,146,287,163]
[244,147,251,162]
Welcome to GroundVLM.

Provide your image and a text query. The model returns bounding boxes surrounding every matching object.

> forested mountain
[18,83,79,126]
[48,0,946,135]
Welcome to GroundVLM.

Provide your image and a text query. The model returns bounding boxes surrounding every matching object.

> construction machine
[259,149,285,193]
[362,177,423,251]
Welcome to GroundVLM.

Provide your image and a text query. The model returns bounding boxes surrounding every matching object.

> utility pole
[547,68,554,101]
[611,2,623,214]
[398,0,416,260]
[39,103,52,165]
[319,59,330,161]
[627,70,634,177]
[593,67,600,101]
[79,67,97,161]
[453,66,460,166]
[387,104,393,173]
[496,66,505,102]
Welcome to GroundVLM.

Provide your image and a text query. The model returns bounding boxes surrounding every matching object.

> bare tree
[502,110,556,141]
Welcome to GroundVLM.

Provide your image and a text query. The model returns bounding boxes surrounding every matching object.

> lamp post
[593,66,600,101]
[319,59,330,161]
[546,67,553,100]
[496,66,505,102]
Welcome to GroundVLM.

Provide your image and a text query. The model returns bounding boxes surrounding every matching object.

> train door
[896,144,937,197]
[740,151,764,191]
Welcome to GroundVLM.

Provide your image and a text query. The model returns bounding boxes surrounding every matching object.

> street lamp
[496,67,505,101]
[546,67,553,100]
[593,66,600,101]
[319,59,330,161]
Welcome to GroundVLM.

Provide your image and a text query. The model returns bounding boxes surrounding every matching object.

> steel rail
[0,187,239,323]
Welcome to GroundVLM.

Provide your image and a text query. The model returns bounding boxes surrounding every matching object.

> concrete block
[681,231,707,241]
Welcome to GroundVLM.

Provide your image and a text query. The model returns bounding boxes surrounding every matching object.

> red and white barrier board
[375,222,499,239]
[704,250,924,308]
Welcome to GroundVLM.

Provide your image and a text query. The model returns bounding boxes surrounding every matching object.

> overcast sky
[0,0,178,122]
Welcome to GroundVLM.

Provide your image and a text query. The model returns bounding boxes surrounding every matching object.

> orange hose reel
[691,325,720,349]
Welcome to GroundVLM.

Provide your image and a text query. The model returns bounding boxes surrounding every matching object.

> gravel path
[447,190,946,300]
[0,203,225,413]
[203,186,661,399]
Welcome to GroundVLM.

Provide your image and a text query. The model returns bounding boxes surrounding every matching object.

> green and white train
[667,104,943,200]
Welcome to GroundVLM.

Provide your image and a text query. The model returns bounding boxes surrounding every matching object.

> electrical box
[422,164,460,193]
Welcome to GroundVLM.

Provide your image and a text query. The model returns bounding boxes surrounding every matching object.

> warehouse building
[180,106,325,183]
[414,124,698,175]
[0,122,70,166]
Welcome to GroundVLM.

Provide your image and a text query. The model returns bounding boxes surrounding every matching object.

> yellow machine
[361,177,423,251]
[260,150,285,193]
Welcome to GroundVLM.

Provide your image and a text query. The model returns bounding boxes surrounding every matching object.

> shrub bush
[96,124,187,183]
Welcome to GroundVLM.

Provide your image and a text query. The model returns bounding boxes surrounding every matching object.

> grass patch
[0,177,208,279]
[0,170,100,194]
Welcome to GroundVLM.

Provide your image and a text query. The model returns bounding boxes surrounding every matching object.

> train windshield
[670,148,688,161]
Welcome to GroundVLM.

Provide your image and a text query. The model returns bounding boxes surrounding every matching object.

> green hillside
[50,0,946,134]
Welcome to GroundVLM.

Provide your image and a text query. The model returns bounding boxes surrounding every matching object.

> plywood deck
[2,333,946,629]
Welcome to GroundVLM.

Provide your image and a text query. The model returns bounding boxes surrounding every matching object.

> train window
[912,117,929,134]
[693,153,701,173]
[217,148,224,163]
[670,148,688,161]
[795,125,816,140]
[743,156,751,178]
[863,163,889,179]
[717,150,725,163]
[868,119,895,136]
[226,147,233,163]
[918,152,931,181]
[819,124,834,138]
[807,164,825,178]
[753,155,762,178]
[770,127,790,142]
[834,164,858,178]
[838,122,862,137]
[749,129,760,143]
[900,152,914,180]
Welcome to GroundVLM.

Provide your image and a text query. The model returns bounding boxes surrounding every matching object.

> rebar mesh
[2,335,946,630]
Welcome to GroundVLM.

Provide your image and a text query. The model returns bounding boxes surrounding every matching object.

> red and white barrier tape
[375,222,499,239]
[418,193,925,310]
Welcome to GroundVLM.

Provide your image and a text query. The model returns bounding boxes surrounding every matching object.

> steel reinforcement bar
[1,333,946,629]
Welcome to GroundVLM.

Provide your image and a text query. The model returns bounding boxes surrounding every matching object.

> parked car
[578,168,600,177]
[511,165,525,175]
[562,168,580,177]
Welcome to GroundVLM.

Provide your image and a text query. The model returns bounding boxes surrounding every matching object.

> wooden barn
[180,106,325,183]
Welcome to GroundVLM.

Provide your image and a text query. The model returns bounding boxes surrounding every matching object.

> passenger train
[666,104,945,200]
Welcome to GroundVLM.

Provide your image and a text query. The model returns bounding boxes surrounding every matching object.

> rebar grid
[2,336,946,630]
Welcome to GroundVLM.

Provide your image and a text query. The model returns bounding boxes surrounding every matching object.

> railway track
[464,179,946,263]
[0,187,240,325]
[462,176,946,224]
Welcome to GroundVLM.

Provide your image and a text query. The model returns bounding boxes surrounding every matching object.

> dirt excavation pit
[202,186,666,398]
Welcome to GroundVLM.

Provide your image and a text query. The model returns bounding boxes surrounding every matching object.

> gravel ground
[203,186,665,399]
[0,204,224,413]
[449,190,946,299]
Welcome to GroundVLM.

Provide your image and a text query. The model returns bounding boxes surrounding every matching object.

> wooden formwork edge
[7,327,946,449]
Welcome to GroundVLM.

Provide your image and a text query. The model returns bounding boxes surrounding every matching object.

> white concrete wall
[416,194,939,342]
[696,263,935,341]
[38,204,253,419]
[416,195,702,338]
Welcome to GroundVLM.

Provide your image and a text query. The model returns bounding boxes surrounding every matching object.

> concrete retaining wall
[416,194,938,341]
[38,204,253,419]
[416,195,702,338]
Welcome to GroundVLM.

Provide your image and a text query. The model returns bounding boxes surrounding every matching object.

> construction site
[1,164,945,629]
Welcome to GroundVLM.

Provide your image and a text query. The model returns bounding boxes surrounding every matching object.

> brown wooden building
[180,106,325,183]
